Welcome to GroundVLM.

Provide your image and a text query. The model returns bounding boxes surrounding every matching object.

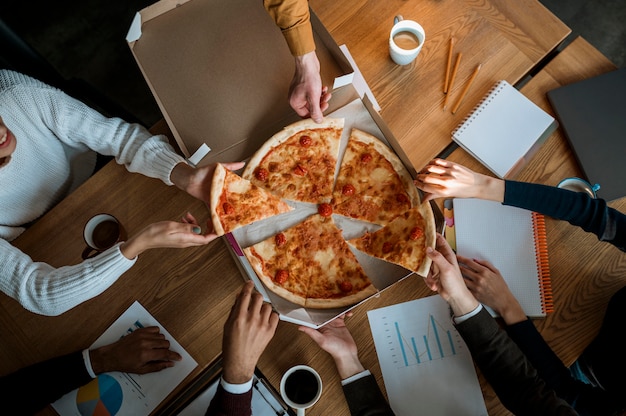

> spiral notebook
[453,199,553,317]
[452,80,557,178]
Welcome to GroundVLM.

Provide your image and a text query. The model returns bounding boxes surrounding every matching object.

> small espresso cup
[280,365,323,415]
[82,214,126,259]
[389,15,426,65]
[557,177,600,198]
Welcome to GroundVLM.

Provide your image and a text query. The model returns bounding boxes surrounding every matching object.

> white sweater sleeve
[0,239,136,316]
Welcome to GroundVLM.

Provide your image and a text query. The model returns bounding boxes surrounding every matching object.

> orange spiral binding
[532,212,553,314]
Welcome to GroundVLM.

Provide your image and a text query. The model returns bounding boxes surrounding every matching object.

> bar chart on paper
[368,296,487,416]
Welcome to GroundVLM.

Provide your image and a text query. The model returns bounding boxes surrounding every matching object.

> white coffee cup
[389,15,426,65]
[557,177,600,198]
[280,365,322,415]
[82,213,126,259]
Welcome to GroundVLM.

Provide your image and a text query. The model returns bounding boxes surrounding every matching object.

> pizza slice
[209,163,293,236]
[332,129,420,225]
[243,214,377,309]
[242,118,344,204]
[347,203,437,277]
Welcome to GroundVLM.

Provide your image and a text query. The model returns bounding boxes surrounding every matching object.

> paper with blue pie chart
[52,301,197,416]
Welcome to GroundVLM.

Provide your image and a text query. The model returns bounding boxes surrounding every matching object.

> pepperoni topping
[275,232,287,247]
[360,153,373,163]
[222,202,234,215]
[318,203,333,217]
[275,270,289,284]
[409,227,424,240]
[255,167,269,181]
[293,164,308,176]
[339,280,353,293]
[382,242,394,253]
[396,193,410,204]
[299,135,312,147]
[342,184,356,196]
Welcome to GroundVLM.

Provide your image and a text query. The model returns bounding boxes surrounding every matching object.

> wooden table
[3,3,619,416]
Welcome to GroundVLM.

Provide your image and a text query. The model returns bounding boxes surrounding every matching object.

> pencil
[443,37,455,94]
[443,52,462,110]
[451,63,482,114]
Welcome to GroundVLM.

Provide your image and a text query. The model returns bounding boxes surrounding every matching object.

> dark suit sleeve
[342,373,395,416]
[0,350,92,414]
[206,384,253,416]
[455,308,578,416]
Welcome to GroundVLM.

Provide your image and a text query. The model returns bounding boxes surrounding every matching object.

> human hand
[424,234,479,317]
[222,281,279,384]
[170,161,245,203]
[414,158,504,202]
[299,313,364,379]
[120,213,216,259]
[289,51,332,123]
[457,255,526,324]
[89,326,182,375]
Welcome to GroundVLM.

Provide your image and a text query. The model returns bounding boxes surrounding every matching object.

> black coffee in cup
[283,369,319,405]
[92,220,120,249]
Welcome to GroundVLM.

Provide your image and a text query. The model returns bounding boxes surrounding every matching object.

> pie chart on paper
[76,374,123,416]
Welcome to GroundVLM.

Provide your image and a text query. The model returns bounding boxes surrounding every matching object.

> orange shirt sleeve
[263,0,316,56]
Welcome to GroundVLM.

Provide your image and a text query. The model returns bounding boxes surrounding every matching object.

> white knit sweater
[0,70,187,315]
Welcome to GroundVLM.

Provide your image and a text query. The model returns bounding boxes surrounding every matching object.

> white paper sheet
[367,296,487,416]
[52,301,198,416]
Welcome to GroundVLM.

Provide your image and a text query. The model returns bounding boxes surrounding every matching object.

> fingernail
[193,227,201,234]
[426,247,433,254]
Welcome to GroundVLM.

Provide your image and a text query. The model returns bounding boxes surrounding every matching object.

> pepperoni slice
[360,153,373,163]
[299,135,312,147]
[293,164,308,176]
[342,184,356,196]
[318,203,333,217]
[255,167,269,181]
[275,270,289,284]
[382,242,394,253]
[275,232,287,247]
[222,202,234,215]
[339,280,353,293]
[409,227,423,240]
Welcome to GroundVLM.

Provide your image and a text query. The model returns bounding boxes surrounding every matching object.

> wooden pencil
[451,63,482,114]
[443,52,462,110]
[444,37,455,93]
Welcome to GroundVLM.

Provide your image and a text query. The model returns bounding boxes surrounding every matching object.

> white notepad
[452,80,557,178]
[453,199,552,317]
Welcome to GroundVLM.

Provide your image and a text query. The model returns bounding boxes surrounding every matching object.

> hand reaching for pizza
[289,51,331,123]
[221,281,279,384]
[298,313,366,379]
[170,161,246,203]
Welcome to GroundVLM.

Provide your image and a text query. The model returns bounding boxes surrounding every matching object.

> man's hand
[221,281,279,384]
[289,51,331,123]
[170,161,245,203]
[90,326,182,375]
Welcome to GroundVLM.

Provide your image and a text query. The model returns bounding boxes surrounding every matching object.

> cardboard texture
[127,0,353,165]
[128,0,443,328]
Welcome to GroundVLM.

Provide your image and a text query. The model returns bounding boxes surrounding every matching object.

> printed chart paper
[53,301,197,416]
[368,296,487,416]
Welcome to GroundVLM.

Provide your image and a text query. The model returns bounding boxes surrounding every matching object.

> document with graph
[52,301,197,416]
[367,295,487,416]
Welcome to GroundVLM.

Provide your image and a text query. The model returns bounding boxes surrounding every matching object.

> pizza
[242,118,343,204]
[209,163,293,236]
[332,129,420,225]
[347,203,437,277]
[243,214,377,309]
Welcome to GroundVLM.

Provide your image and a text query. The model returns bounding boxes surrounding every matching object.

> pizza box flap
[127,0,354,166]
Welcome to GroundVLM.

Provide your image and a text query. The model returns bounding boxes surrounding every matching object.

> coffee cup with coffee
[280,365,322,415]
[82,213,126,259]
[389,15,426,65]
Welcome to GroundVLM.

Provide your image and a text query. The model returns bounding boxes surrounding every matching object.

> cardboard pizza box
[126,0,355,166]
[127,0,444,328]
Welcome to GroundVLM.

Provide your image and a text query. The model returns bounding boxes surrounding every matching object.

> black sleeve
[0,350,92,414]
[342,373,395,416]
[205,384,252,416]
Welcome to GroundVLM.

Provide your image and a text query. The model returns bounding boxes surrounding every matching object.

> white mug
[82,213,126,259]
[280,365,322,415]
[389,15,426,65]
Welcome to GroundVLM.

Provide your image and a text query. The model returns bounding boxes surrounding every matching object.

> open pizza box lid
[127,0,443,328]
[126,0,356,165]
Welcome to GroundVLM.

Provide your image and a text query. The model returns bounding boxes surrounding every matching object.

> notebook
[546,68,626,201]
[453,199,553,317]
[452,80,558,178]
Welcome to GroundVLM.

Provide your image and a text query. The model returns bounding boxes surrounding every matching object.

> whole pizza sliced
[242,118,344,204]
[332,129,420,225]
[209,163,293,236]
[243,214,377,309]
[347,203,437,277]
